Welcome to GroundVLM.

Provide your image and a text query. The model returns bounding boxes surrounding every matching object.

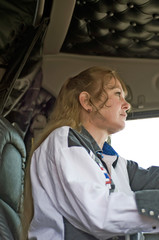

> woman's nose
[123,98,131,111]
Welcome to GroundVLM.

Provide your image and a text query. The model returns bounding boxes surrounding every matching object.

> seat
[0,116,26,240]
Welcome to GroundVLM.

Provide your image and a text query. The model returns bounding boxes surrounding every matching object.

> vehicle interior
[0,0,159,239]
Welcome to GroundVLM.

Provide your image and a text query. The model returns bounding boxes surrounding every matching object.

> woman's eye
[116,92,121,97]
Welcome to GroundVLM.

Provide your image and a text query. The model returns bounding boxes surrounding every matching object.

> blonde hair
[21,66,127,239]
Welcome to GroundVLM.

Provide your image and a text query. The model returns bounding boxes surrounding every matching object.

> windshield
[111,117,159,168]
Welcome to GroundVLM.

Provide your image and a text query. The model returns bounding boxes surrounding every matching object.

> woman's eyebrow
[112,86,122,91]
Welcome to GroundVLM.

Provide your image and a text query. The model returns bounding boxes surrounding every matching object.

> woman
[22,66,159,240]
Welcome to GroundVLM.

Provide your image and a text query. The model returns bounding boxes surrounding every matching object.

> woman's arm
[127,160,159,191]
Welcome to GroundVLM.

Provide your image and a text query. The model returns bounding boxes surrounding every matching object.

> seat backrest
[0,116,26,239]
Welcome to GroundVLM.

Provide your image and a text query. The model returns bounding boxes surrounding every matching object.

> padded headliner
[61,0,159,59]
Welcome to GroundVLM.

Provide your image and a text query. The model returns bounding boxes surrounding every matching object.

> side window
[111,118,159,168]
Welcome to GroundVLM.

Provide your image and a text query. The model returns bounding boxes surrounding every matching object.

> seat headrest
[0,116,26,212]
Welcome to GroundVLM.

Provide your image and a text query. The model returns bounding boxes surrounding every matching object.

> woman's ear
[79,91,92,112]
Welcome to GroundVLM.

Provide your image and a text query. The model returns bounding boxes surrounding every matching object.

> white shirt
[28,126,159,240]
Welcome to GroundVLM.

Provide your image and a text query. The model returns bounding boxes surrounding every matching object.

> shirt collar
[81,126,118,156]
[80,126,101,153]
[102,141,119,156]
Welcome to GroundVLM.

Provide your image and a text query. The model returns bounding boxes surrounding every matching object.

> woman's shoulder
[46,126,72,144]
[36,126,71,151]
[36,126,84,156]
[51,125,71,136]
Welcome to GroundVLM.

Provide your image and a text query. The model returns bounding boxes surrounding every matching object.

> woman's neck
[82,123,108,149]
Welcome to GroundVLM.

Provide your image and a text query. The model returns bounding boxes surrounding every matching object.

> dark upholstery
[61,0,159,59]
[0,116,26,239]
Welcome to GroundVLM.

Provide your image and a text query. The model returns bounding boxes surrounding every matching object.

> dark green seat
[0,116,26,240]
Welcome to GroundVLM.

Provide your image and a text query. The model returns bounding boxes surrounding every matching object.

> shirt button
[149,211,154,216]
[141,208,146,213]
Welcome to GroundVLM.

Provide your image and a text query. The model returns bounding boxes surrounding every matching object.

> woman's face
[90,78,130,135]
